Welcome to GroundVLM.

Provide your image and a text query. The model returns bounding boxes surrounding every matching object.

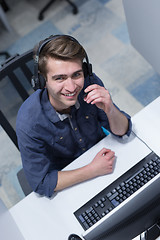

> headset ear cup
[31,74,45,90]
[83,62,93,78]
[31,76,39,90]
[38,73,46,89]
[83,62,88,78]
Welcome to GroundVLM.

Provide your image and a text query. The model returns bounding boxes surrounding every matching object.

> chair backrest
[17,168,32,196]
[0,49,34,100]
[0,49,34,196]
[0,110,18,148]
[0,49,34,148]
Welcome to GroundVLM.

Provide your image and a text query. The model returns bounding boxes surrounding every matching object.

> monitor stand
[140,220,160,240]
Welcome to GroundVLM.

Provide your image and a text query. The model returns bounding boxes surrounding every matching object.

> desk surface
[9,97,160,240]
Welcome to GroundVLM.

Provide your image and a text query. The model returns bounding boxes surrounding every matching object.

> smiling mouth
[63,92,76,97]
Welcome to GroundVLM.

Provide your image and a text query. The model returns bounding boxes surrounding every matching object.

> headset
[31,34,93,91]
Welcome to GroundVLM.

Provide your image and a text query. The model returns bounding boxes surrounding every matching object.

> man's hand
[84,84,129,136]
[54,148,115,191]
[89,148,115,177]
[84,84,113,113]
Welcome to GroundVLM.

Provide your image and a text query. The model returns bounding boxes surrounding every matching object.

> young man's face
[45,57,84,112]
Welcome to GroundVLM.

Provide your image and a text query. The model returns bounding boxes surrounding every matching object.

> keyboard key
[101,197,106,202]
[89,222,93,227]
[87,219,91,224]
[116,186,120,190]
[112,189,117,194]
[100,203,105,208]
[119,193,123,198]
[118,188,122,193]
[83,221,90,229]
[94,203,98,208]
[111,199,120,207]
[120,182,125,187]
[98,200,102,205]
[108,192,118,201]
[78,215,85,223]
[101,212,105,217]
[106,192,112,198]
[86,207,93,214]
[109,207,113,211]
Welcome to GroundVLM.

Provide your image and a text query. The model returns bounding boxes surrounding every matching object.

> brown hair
[34,35,86,78]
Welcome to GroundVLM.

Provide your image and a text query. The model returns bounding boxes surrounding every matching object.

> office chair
[0,111,32,195]
[0,49,34,196]
[0,0,13,32]
[0,51,10,60]
[38,0,78,20]
[0,110,18,149]
[17,168,32,196]
[0,49,33,100]
[0,0,9,12]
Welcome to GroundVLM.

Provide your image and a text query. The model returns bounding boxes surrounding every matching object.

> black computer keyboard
[74,151,160,231]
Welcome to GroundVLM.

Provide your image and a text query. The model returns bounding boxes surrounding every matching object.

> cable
[131,130,153,153]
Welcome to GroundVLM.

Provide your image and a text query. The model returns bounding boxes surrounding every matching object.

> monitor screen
[82,173,160,240]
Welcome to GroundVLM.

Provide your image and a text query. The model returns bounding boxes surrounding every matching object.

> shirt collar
[41,89,80,123]
[56,101,80,121]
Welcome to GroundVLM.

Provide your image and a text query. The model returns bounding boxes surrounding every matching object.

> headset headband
[31,34,93,90]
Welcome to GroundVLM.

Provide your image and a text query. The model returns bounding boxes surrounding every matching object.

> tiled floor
[0,0,159,208]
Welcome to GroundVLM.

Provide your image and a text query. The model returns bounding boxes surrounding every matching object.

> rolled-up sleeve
[17,128,58,198]
[119,110,132,137]
[91,74,132,138]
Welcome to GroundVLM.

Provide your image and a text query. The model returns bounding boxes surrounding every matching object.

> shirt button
[85,115,89,119]
[79,138,82,142]
[60,136,63,140]
[74,127,77,131]
[82,148,86,151]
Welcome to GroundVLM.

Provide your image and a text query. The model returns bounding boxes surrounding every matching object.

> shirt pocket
[54,131,70,147]
[78,110,104,142]
[53,130,76,156]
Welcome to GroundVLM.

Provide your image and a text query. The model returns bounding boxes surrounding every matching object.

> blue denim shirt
[16,74,132,197]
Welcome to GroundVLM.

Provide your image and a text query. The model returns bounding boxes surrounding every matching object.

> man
[16,35,132,197]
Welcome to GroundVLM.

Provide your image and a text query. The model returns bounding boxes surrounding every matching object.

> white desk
[9,97,160,240]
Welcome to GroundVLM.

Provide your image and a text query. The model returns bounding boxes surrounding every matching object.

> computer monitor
[122,0,160,75]
[82,173,160,240]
